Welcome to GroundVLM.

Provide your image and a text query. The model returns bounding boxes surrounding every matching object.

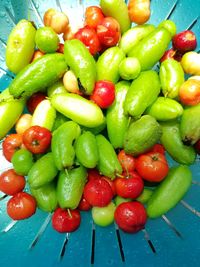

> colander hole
[142,229,156,254]
[91,227,95,265]
[59,233,70,260]
[115,229,125,262]
[186,17,199,30]
[165,0,179,20]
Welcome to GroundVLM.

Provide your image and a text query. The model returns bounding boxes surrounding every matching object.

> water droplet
[6,18,10,23]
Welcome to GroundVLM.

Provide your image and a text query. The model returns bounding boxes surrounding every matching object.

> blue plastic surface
[0,1,200,267]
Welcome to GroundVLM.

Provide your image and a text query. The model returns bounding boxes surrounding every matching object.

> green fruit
[12,148,34,176]
[92,202,116,227]
[114,196,132,206]
[35,26,59,53]
[119,57,141,80]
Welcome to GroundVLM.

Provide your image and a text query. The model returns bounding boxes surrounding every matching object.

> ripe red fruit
[102,176,116,196]
[78,196,92,211]
[160,48,176,62]
[172,30,197,53]
[194,140,200,155]
[87,168,102,181]
[97,17,121,47]
[83,178,113,207]
[22,125,52,154]
[114,201,147,233]
[90,80,115,109]
[7,192,36,220]
[148,144,165,154]
[114,171,144,199]
[85,6,104,29]
[27,92,46,114]
[0,169,25,195]
[2,133,23,162]
[117,150,136,172]
[52,208,81,233]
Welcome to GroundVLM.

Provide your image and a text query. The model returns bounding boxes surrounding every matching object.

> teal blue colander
[0,1,200,266]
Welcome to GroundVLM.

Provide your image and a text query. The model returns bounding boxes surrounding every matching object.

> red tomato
[78,196,92,211]
[87,168,102,181]
[31,50,45,62]
[83,178,113,207]
[102,176,116,196]
[114,201,147,233]
[128,0,150,25]
[2,133,23,162]
[97,17,121,47]
[90,80,115,109]
[52,208,81,233]
[194,139,200,155]
[172,30,197,53]
[74,25,101,55]
[57,43,64,53]
[117,150,136,172]
[0,169,25,195]
[114,171,144,199]
[27,92,47,114]
[85,6,104,29]
[148,144,165,154]
[7,192,36,220]
[135,152,169,182]
[22,125,52,154]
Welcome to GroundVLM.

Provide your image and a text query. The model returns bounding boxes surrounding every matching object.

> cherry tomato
[2,133,23,162]
[135,152,169,182]
[97,17,121,47]
[15,114,33,135]
[27,92,47,114]
[0,169,25,195]
[83,178,113,207]
[78,196,92,211]
[85,6,104,29]
[114,171,144,199]
[57,43,64,54]
[22,125,52,154]
[148,144,165,154]
[7,192,36,220]
[172,30,197,53]
[194,139,200,155]
[179,79,200,106]
[87,168,102,181]
[117,150,136,172]
[114,201,147,233]
[52,208,81,233]
[74,25,101,55]
[90,80,115,109]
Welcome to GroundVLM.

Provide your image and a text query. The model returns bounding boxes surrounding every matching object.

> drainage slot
[143,229,156,254]
[59,233,70,260]
[91,226,95,265]
[162,215,183,239]
[187,17,199,30]
[0,194,7,201]
[116,229,125,262]
[165,0,179,20]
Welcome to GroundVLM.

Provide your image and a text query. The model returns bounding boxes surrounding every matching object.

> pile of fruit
[0,0,200,234]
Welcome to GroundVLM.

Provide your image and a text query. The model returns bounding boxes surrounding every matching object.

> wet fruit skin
[172,30,197,53]
[114,201,147,233]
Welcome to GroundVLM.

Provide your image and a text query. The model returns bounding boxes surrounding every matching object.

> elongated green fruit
[51,93,105,128]
[31,99,56,131]
[160,120,196,165]
[96,134,122,180]
[64,39,96,95]
[147,165,192,218]
[100,0,131,33]
[106,81,130,148]
[0,89,25,140]
[6,19,36,74]
[9,53,67,98]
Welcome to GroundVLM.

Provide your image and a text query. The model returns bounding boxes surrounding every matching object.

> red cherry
[172,30,197,53]
[78,196,92,211]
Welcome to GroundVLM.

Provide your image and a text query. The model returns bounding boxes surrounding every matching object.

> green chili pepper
[51,121,81,170]
[57,165,87,209]
[96,47,125,83]
[160,59,185,99]
[106,81,130,149]
[28,152,58,189]
[100,0,131,33]
[128,28,172,71]
[6,19,36,74]
[96,134,122,180]
[180,104,200,145]
[124,70,161,118]
[64,39,96,95]
[30,182,58,213]
[75,131,99,169]
[160,120,196,165]
[145,97,183,121]
[119,24,155,54]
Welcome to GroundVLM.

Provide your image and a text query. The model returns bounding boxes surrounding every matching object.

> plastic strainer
[0,0,200,266]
